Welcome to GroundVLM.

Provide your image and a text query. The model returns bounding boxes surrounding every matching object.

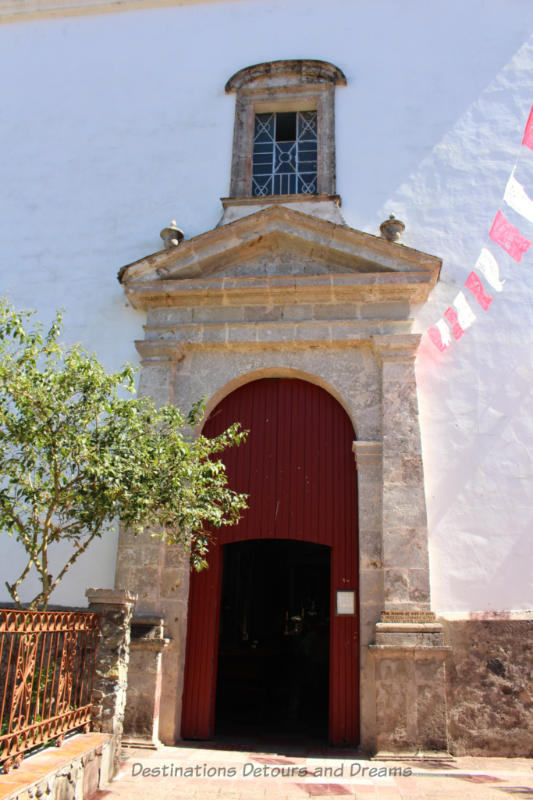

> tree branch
[5,553,36,607]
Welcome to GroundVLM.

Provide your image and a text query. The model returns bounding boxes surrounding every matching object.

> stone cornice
[124,273,437,311]
[372,333,422,360]
[0,0,241,24]
[135,318,412,360]
[225,60,347,93]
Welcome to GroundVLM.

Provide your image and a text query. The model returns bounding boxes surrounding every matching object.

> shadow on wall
[369,32,533,279]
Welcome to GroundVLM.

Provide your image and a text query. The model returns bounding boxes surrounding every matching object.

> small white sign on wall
[336,590,356,615]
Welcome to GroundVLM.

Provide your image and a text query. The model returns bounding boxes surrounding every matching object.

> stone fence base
[0,733,115,800]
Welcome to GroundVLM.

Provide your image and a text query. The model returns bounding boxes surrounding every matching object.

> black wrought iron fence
[0,609,100,773]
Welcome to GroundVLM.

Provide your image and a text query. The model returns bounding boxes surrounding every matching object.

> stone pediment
[118,205,441,310]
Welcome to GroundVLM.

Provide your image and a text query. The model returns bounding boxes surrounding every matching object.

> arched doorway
[181,378,359,745]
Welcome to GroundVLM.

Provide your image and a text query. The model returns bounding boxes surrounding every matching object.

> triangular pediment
[118,206,441,310]
[119,206,440,282]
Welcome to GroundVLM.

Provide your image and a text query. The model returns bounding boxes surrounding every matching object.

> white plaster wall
[0,0,532,609]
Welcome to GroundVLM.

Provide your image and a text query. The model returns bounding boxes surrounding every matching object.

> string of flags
[427,105,533,351]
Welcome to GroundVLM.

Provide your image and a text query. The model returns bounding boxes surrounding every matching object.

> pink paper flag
[489,210,531,263]
[522,106,533,150]
[428,319,451,352]
[444,306,465,340]
[465,271,493,311]
[444,292,476,340]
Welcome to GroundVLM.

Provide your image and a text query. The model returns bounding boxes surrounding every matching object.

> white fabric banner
[474,248,504,292]
[504,172,533,223]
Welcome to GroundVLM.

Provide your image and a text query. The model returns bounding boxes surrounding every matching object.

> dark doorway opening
[215,539,330,739]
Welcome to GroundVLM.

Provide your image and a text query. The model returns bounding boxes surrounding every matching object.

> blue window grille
[252,111,318,196]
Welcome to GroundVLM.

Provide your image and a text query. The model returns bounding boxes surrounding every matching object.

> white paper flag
[504,173,533,223]
[474,248,504,292]
[453,291,477,330]
[444,291,476,340]
[435,318,451,347]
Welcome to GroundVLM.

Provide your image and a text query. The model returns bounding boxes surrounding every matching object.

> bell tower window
[252,111,318,196]
[225,60,346,200]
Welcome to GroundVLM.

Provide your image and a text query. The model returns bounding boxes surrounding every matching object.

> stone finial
[379,214,405,242]
[160,220,184,249]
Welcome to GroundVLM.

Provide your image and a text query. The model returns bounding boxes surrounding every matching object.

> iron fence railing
[0,609,100,772]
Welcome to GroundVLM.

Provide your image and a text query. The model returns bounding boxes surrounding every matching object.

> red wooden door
[181,378,359,745]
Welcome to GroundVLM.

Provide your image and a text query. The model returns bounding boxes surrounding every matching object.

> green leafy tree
[0,299,247,610]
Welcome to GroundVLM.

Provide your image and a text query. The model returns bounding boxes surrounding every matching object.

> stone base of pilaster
[123,616,170,747]
[369,615,451,754]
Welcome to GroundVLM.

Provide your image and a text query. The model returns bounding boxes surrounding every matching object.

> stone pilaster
[373,334,430,611]
[353,440,383,753]
[86,588,136,775]
[368,335,450,754]
[352,441,384,641]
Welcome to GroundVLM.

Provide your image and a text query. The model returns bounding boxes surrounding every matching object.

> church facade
[1,0,532,756]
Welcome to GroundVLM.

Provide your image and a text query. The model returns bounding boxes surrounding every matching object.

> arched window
[225,60,346,199]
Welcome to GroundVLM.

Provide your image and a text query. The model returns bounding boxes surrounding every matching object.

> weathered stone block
[359,568,384,606]
[408,567,431,603]
[164,544,187,568]
[160,567,184,598]
[382,497,427,528]
[383,568,409,604]
[359,527,382,568]
[257,323,297,342]
[382,430,422,455]
[295,322,331,341]
[227,323,259,341]
[360,300,409,320]
[193,305,244,323]
[312,302,358,320]
[82,754,99,800]
[442,618,533,756]
[244,305,283,322]
[200,325,227,343]
[416,682,448,750]
[359,603,381,648]
[375,657,410,682]
[148,307,193,324]
[382,455,424,485]
[281,302,314,320]
[375,681,410,750]
[382,527,427,569]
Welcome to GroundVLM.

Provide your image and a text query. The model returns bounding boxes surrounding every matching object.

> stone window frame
[225,60,346,199]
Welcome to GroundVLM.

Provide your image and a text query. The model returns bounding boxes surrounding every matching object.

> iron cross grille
[252,111,318,196]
